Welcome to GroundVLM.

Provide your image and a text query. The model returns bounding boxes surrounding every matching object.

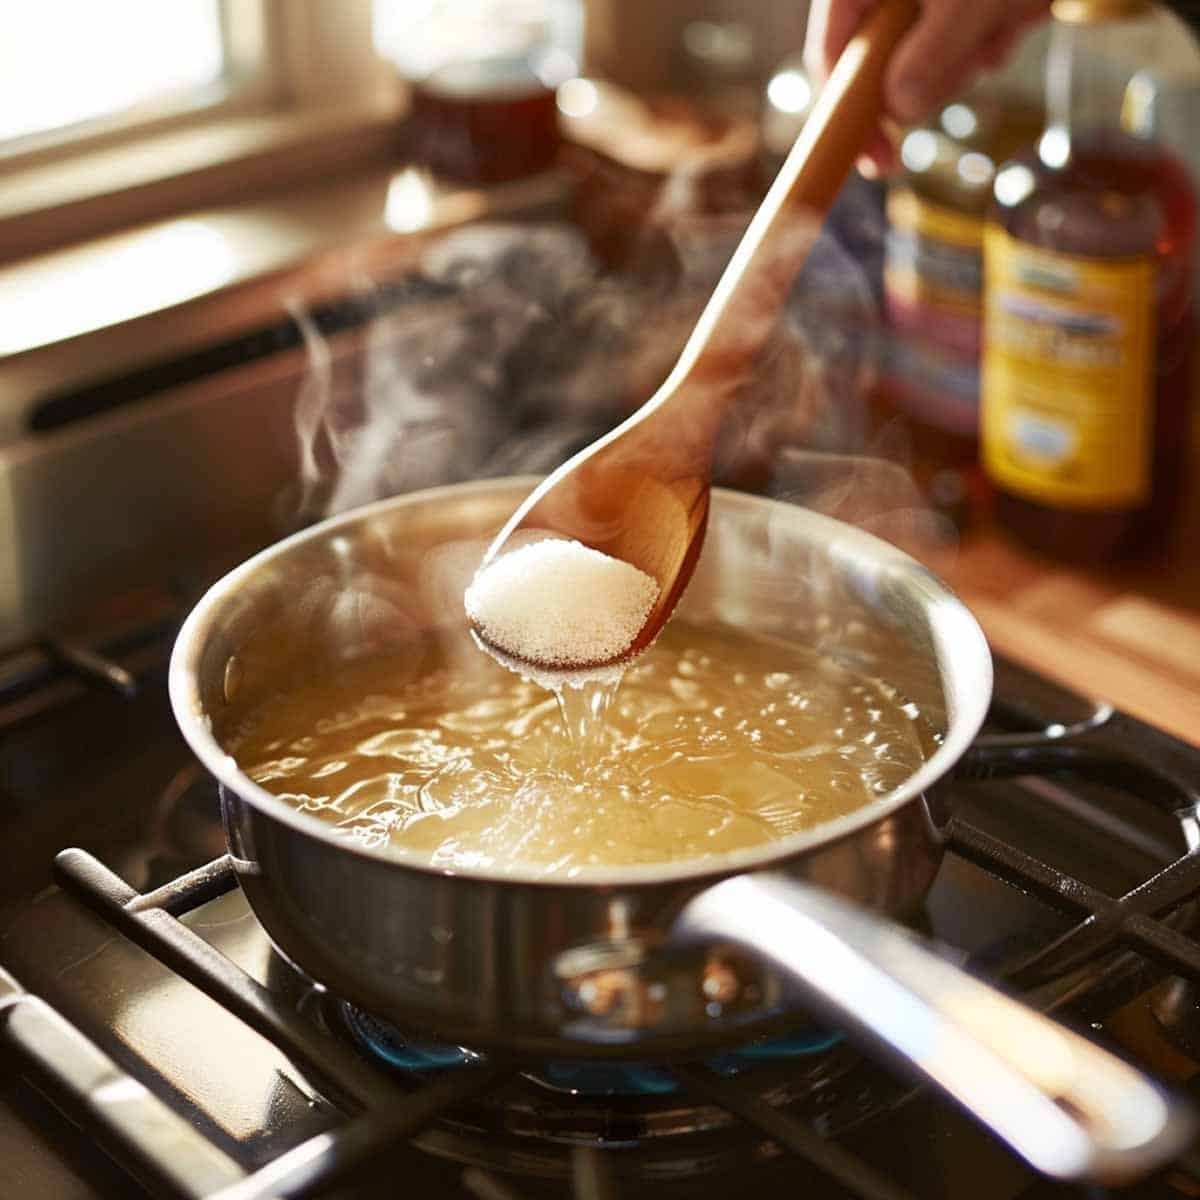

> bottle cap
[1051,0,1152,22]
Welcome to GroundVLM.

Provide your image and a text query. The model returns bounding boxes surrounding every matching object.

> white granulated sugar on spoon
[465,539,660,670]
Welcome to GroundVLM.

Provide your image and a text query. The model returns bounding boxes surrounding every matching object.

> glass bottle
[375,0,583,183]
[883,86,1043,473]
[982,0,1196,560]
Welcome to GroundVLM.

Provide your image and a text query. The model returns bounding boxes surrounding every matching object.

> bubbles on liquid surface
[230,622,934,878]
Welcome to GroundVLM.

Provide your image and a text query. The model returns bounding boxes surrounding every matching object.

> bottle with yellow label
[982,0,1196,560]
[884,87,1042,475]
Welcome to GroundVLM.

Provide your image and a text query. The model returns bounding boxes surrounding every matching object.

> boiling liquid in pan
[232,622,934,878]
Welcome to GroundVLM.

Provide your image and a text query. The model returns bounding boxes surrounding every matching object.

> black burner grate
[949,820,1200,989]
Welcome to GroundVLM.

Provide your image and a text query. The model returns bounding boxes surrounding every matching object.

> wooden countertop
[919,492,1200,748]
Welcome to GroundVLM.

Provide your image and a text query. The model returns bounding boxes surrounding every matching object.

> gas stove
[3,611,1200,1199]
[3,206,1200,1198]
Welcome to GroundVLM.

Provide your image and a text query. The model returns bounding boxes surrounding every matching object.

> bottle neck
[1040,15,1155,168]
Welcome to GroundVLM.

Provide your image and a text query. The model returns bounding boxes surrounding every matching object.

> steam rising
[291,225,633,521]
[289,184,952,556]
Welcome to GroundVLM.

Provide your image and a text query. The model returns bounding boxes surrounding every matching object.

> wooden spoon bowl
[476,0,918,670]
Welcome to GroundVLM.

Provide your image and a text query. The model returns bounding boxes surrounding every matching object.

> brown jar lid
[1051,0,1152,22]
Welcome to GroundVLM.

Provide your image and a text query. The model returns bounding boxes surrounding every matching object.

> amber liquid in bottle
[404,58,561,184]
[882,89,1043,480]
[989,132,1194,559]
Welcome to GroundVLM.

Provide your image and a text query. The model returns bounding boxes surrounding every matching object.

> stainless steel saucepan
[169,478,1194,1184]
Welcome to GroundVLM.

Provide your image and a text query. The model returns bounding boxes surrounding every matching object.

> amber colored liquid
[879,95,1044,481]
[229,621,934,879]
[402,58,560,184]
[989,134,1195,560]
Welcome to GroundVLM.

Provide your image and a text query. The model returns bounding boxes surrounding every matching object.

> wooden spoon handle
[656,0,917,414]
[779,0,919,213]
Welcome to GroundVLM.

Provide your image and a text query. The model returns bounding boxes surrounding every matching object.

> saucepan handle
[677,874,1194,1185]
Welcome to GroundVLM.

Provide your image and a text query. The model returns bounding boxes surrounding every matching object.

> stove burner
[323,996,911,1186]
[343,1005,485,1073]
[327,994,909,1184]
[340,1002,843,1098]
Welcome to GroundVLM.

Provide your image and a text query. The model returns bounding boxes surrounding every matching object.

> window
[0,0,401,261]
[1,1,228,151]
[0,1,391,171]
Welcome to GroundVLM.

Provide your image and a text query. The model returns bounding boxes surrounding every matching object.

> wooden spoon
[476,0,917,669]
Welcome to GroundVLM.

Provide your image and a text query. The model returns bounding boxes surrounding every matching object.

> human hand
[803,0,1050,174]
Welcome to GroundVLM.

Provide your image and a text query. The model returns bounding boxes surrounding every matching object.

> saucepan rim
[169,477,992,889]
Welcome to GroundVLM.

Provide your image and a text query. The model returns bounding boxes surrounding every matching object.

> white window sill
[0,99,408,264]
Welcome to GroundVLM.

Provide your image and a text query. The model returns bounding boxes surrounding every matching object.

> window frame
[0,0,403,259]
